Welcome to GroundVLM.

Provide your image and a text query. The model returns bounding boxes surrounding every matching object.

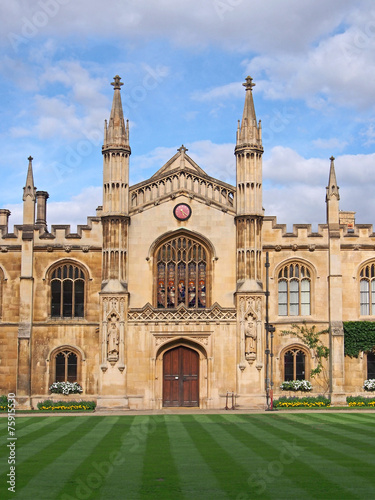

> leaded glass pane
[167,263,176,308]
[198,262,206,308]
[278,280,287,316]
[74,280,85,317]
[301,279,311,316]
[284,351,294,381]
[295,351,305,380]
[67,353,77,382]
[63,280,73,317]
[177,262,186,305]
[55,353,65,382]
[289,279,299,315]
[360,279,370,315]
[51,280,61,317]
[188,262,196,307]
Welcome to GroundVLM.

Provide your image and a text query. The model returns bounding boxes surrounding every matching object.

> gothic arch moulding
[153,336,210,410]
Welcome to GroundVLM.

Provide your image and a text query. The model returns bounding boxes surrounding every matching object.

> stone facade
[0,75,374,410]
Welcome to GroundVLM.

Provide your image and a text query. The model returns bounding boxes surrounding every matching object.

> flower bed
[0,395,9,411]
[347,396,375,407]
[49,382,83,395]
[280,380,313,392]
[363,379,375,391]
[273,395,330,409]
[37,399,96,411]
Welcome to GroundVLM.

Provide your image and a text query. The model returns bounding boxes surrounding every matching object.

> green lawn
[1,413,374,499]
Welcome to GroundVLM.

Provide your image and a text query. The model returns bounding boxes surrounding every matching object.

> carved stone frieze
[128,303,236,323]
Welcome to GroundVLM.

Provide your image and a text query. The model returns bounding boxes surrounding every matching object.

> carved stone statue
[107,314,119,361]
[245,318,256,359]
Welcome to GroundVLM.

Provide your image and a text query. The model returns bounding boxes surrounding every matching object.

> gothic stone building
[0,76,374,410]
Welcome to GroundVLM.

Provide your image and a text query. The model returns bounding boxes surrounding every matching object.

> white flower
[364,379,375,391]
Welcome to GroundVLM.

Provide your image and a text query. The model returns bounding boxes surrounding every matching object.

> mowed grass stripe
[99,416,167,500]
[228,414,364,500]
[0,415,64,446]
[255,414,375,499]
[309,412,375,436]
[180,415,263,499]
[53,416,136,500]
[139,415,182,499]
[289,413,375,449]
[17,417,119,500]
[0,416,84,477]
[202,414,312,500]
[166,415,229,499]
[4,416,101,497]
[272,413,375,465]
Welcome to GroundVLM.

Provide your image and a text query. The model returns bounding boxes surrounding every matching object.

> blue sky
[1,0,375,230]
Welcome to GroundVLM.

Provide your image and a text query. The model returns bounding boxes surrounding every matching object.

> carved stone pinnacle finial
[111,75,123,90]
[28,156,33,162]
[243,76,255,91]
[177,145,188,154]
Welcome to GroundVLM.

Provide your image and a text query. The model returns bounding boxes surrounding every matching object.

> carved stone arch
[274,257,317,281]
[279,343,311,382]
[154,337,209,409]
[147,228,217,261]
[44,258,92,281]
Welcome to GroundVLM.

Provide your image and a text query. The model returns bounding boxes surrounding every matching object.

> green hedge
[346,396,375,407]
[273,395,330,409]
[344,321,375,357]
[37,400,96,411]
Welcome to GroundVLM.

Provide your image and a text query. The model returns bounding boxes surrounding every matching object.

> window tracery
[50,262,86,318]
[278,262,311,316]
[156,235,208,309]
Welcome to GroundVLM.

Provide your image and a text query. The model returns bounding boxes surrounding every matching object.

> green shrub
[0,395,9,411]
[346,396,375,407]
[37,400,96,411]
[273,395,330,408]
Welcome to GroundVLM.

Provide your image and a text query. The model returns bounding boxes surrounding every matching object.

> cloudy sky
[1,0,375,231]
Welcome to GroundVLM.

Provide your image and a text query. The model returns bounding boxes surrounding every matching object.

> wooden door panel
[163,346,199,407]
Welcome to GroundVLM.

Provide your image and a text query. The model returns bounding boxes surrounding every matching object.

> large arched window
[360,263,375,315]
[50,263,85,318]
[283,347,307,381]
[155,234,208,309]
[278,262,311,316]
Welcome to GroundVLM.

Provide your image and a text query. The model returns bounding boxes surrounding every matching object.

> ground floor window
[284,348,306,381]
[55,350,78,382]
[368,352,375,379]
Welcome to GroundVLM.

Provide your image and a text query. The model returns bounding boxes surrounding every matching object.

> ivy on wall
[343,322,375,357]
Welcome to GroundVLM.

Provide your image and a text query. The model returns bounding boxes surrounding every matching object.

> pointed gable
[151,145,209,179]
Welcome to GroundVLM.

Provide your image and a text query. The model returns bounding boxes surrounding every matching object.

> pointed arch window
[360,263,375,315]
[278,263,311,316]
[50,263,86,318]
[155,235,209,309]
[283,348,307,381]
[367,352,375,380]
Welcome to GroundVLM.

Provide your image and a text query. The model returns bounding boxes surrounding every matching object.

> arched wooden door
[163,346,199,407]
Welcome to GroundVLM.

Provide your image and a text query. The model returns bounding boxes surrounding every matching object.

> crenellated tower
[235,77,265,378]
[99,76,130,387]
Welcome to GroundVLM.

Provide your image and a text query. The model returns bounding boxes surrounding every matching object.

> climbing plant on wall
[344,322,375,357]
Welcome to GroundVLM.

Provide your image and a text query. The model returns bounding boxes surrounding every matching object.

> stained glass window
[156,235,208,309]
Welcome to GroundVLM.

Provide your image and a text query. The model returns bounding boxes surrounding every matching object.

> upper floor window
[360,263,375,315]
[278,262,311,316]
[50,263,85,318]
[155,235,208,309]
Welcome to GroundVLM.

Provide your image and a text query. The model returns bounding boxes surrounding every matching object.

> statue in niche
[245,317,257,361]
[107,314,119,362]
